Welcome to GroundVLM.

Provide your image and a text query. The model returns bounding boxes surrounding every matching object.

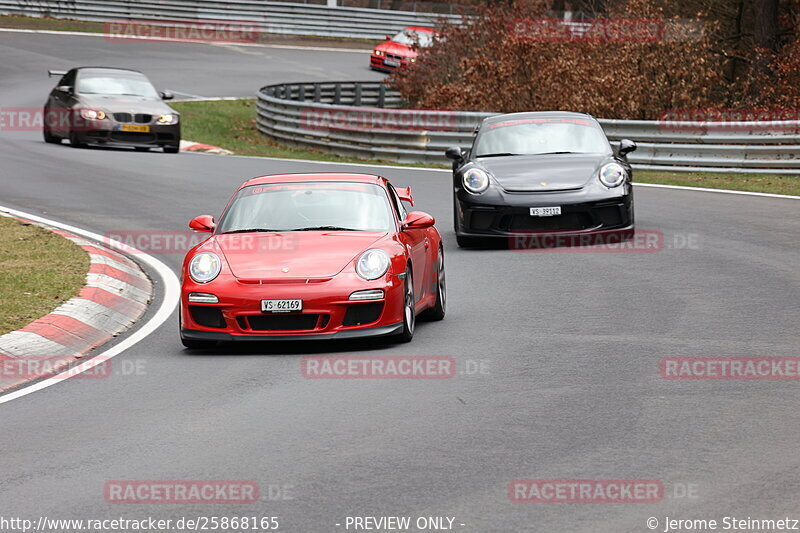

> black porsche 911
[43,67,181,153]
[446,111,637,248]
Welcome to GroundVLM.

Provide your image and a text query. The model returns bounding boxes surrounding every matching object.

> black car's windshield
[475,117,610,157]
[77,75,159,98]
[392,29,433,47]
[217,182,396,234]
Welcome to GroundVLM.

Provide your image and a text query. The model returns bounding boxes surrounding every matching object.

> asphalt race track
[1,32,799,532]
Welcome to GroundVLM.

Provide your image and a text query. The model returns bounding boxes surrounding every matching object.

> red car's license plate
[261,299,302,313]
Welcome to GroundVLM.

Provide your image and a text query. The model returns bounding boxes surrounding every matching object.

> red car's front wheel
[394,267,415,343]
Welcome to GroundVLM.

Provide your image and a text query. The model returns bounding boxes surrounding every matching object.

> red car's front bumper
[369,54,412,72]
[180,272,405,342]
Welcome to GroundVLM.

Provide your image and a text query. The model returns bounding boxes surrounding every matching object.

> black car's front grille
[501,212,595,232]
[594,205,625,227]
[113,113,153,124]
[245,314,320,331]
[110,132,156,143]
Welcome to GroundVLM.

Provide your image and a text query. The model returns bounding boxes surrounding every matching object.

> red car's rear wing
[396,187,414,206]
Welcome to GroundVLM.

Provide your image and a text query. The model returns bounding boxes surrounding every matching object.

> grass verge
[635,171,800,196]
[172,99,441,169]
[0,217,89,336]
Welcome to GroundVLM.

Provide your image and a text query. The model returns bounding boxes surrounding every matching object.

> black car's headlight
[157,114,179,125]
[462,168,490,194]
[599,162,627,188]
[79,109,106,120]
[189,252,221,283]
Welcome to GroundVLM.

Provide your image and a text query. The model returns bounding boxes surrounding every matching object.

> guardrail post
[334,84,342,105]
[354,84,362,106]
[378,84,386,108]
[314,84,322,102]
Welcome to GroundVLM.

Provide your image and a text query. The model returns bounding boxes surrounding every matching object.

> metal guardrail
[0,0,459,39]
[256,81,800,173]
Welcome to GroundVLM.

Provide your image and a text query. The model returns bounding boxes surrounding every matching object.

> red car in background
[180,173,446,348]
[370,26,434,72]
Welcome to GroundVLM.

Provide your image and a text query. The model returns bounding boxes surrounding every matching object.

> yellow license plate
[119,124,150,133]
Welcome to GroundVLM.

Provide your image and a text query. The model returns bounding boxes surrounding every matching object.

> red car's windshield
[391,29,433,47]
[217,182,396,233]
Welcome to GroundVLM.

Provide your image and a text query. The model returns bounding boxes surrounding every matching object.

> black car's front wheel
[164,145,180,154]
[69,130,85,148]
[43,127,60,144]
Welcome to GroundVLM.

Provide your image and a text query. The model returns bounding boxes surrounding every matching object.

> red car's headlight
[189,252,222,283]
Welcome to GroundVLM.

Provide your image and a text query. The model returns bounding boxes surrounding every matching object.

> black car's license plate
[530,206,562,217]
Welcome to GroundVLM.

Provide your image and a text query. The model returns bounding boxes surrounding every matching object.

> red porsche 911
[180,173,446,348]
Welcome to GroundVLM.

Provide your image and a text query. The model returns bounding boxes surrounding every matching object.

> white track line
[0,206,180,406]
[0,27,371,53]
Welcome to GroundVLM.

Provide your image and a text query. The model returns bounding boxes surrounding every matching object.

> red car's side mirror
[385,35,392,40]
[402,211,435,230]
[189,215,215,233]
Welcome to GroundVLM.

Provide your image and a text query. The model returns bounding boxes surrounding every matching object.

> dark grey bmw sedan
[43,67,181,153]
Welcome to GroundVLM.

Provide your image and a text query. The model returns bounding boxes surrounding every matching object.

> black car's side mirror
[445,146,464,162]
[618,139,637,157]
[160,91,174,100]
[55,85,72,94]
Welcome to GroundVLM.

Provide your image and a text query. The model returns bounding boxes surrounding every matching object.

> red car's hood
[374,41,416,57]
[214,231,388,279]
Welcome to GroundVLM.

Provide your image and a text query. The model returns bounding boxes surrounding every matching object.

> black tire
[69,131,85,148]
[164,145,180,154]
[43,130,60,144]
[393,267,415,343]
[135,146,150,152]
[43,127,60,144]
[181,337,217,350]
[420,247,445,321]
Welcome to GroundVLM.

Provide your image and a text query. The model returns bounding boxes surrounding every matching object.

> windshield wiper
[533,151,580,155]
[476,152,520,158]
[222,228,282,234]
[288,226,359,231]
